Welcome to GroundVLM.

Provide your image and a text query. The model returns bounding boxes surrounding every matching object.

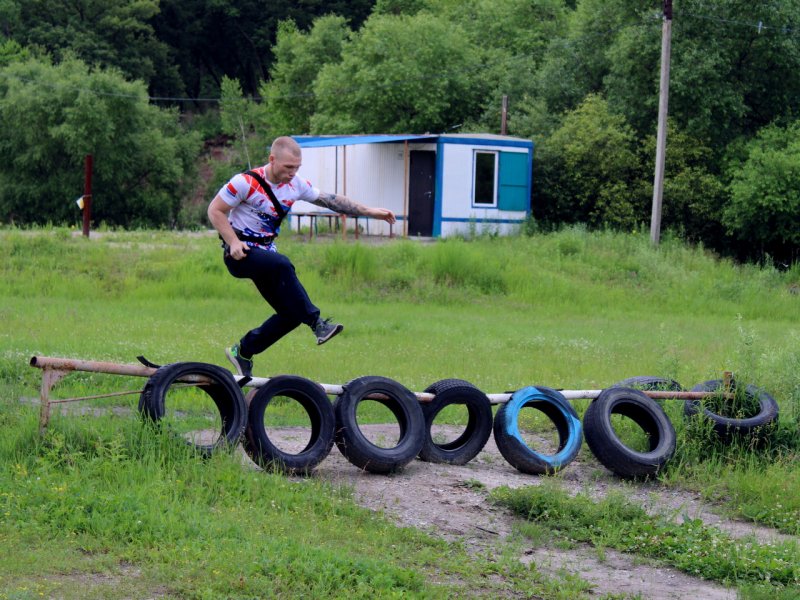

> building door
[408,150,436,237]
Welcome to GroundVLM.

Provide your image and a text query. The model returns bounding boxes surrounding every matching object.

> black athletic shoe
[313,317,343,345]
[225,343,253,377]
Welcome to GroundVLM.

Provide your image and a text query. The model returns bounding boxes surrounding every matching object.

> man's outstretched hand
[368,208,396,225]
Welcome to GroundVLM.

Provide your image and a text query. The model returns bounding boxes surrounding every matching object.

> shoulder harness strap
[244,169,287,226]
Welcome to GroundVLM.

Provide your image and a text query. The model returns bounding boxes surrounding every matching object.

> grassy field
[1,226,798,598]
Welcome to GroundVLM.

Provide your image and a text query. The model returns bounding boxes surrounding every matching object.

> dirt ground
[261,423,796,600]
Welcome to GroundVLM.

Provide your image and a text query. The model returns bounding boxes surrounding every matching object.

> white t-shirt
[218,166,320,249]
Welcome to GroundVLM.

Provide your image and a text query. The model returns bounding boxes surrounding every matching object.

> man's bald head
[267,136,303,184]
[270,136,301,160]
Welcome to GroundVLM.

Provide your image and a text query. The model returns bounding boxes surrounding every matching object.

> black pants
[224,247,320,357]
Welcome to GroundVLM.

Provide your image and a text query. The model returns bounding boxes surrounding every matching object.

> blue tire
[493,386,583,475]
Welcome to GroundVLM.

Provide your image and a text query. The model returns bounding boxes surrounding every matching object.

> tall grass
[2,226,799,597]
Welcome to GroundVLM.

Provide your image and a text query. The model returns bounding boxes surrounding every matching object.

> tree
[259,16,351,136]
[0,0,20,36]
[311,12,485,134]
[431,0,568,133]
[605,0,800,146]
[7,0,183,97]
[0,38,27,66]
[724,121,800,262]
[373,0,425,15]
[0,57,200,227]
[152,0,374,101]
[533,94,644,229]
[535,0,652,116]
[639,121,728,248]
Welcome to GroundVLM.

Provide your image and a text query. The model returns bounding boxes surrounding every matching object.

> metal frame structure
[29,355,727,435]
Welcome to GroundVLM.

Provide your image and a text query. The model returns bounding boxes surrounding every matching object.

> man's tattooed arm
[313,192,368,216]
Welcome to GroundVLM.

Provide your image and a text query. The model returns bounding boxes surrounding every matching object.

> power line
[676,10,798,36]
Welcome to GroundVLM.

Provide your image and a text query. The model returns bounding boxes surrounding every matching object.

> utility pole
[650,0,672,246]
[501,95,509,135]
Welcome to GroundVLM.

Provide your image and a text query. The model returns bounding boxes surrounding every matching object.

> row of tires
[137,363,779,479]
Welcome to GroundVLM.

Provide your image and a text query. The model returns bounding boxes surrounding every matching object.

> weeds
[491,482,799,588]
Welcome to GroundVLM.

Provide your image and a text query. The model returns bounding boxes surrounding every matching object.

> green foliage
[373,0,425,16]
[0,38,27,66]
[433,0,567,60]
[0,56,201,227]
[319,242,379,283]
[218,76,264,170]
[3,0,799,260]
[311,12,485,134]
[673,0,800,147]
[538,0,800,149]
[438,0,568,133]
[534,94,645,228]
[603,14,662,133]
[260,16,351,136]
[219,76,253,137]
[724,121,800,262]
[0,416,447,598]
[640,121,729,246]
[535,0,651,116]
[491,482,799,587]
[8,0,182,96]
[521,0,800,260]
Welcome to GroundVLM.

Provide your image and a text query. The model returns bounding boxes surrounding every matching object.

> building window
[473,151,497,206]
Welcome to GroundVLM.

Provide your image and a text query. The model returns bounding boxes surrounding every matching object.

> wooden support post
[39,368,69,435]
[82,154,93,238]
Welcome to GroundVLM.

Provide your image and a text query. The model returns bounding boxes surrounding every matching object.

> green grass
[491,482,799,593]
[2,226,800,598]
[0,415,446,598]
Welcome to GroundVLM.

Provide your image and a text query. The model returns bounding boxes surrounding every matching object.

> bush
[724,121,800,263]
[0,56,201,228]
[533,94,646,230]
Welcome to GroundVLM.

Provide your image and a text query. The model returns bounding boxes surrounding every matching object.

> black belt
[220,230,276,258]
[220,229,276,246]
[234,229,276,244]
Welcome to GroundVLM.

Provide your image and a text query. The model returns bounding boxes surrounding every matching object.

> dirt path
[263,424,796,599]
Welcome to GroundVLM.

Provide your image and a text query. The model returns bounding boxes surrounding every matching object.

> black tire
[138,361,247,456]
[419,379,493,465]
[584,387,676,479]
[334,375,425,474]
[243,375,335,475]
[611,376,683,392]
[684,379,779,440]
[493,386,583,475]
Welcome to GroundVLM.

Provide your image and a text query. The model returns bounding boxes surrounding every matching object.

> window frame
[472,150,498,208]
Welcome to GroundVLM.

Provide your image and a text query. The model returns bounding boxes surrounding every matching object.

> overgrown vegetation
[491,483,799,595]
[1,228,799,598]
[2,1,800,262]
